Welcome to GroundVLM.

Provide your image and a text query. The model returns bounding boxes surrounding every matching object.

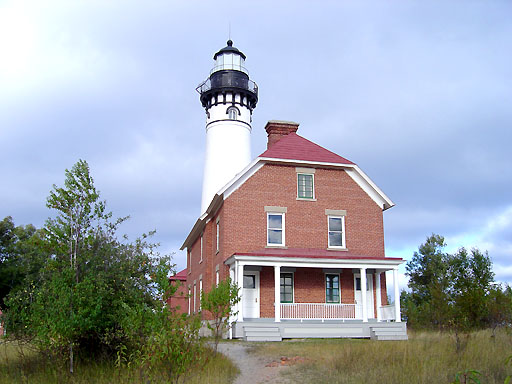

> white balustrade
[280,303,361,320]
[379,305,396,321]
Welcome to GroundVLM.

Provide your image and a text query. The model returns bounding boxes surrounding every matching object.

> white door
[354,274,375,319]
[242,272,260,318]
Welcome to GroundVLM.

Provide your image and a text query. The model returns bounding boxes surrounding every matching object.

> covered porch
[225,251,405,340]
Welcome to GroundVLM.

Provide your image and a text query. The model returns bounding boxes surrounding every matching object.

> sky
[1,0,511,291]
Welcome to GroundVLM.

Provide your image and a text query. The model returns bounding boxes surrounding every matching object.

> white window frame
[227,106,238,120]
[267,212,285,247]
[193,283,197,313]
[327,215,346,249]
[216,218,220,253]
[187,250,191,274]
[199,279,203,310]
[297,173,315,200]
[200,234,203,263]
[216,271,219,286]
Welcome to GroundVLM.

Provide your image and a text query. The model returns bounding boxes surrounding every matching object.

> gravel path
[216,342,292,384]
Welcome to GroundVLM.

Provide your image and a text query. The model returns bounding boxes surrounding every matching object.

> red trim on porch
[234,247,403,261]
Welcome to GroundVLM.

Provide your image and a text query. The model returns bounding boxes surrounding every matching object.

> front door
[354,274,375,319]
[242,271,260,318]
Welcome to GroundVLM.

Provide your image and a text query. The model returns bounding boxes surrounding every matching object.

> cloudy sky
[1,1,511,289]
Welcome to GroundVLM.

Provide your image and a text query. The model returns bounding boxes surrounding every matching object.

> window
[216,219,220,253]
[326,274,340,303]
[280,273,294,303]
[200,234,203,263]
[227,106,238,120]
[216,270,219,286]
[193,283,196,313]
[267,213,285,246]
[328,216,345,248]
[297,173,314,199]
[243,275,256,288]
[188,286,191,315]
[199,279,203,310]
[187,250,191,274]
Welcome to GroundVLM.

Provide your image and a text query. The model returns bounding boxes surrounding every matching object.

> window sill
[296,197,316,201]
[266,245,287,249]
[327,247,348,251]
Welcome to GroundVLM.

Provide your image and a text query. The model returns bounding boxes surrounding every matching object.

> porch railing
[280,303,361,320]
[379,305,395,321]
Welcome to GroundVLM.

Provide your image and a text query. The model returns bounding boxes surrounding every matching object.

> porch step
[243,326,282,342]
[370,324,408,341]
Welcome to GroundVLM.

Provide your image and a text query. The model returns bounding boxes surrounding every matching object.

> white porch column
[393,268,401,322]
[237,262,244,322]
[274,265,281,322]
[360,267,368,323]
[375,272,382,322]
[229,267,235,339]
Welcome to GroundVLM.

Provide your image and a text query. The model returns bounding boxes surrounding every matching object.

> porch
[225,250,406,340]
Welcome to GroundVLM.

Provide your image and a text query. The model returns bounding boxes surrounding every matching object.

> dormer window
[296,168,315,200]
[227,106,238,120]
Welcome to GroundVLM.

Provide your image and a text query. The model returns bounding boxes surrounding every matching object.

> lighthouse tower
[197,40,258,213]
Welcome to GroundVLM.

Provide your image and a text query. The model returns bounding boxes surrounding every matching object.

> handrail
[280,303,361,320]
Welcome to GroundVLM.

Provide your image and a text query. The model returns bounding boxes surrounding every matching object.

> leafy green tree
[200,277,240,353]
[448,247,494,330]
[0,216,45,309]
[405,234,451,328]
[5,160,169,374]
[486,284,512,337]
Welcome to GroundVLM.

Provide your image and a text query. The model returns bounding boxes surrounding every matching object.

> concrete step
[374,334,408,341]
[246,335,283,342]
[370,326,405,332]
[243,327,280,333]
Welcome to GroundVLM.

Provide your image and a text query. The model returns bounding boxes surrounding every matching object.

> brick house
[173,41,407,340]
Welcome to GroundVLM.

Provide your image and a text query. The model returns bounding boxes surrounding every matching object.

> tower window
[227,106,238,120]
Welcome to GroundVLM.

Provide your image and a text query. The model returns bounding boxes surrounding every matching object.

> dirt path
[217,342,293,384]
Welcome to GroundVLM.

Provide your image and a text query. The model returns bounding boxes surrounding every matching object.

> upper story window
[296,168,315,200]
[326,274,340,303]
[267,213,285,246]
[227,106,238,120]
[200,234,203,263]
[328,216,345,248]
[216,218,220,253]
[265,206,287,247]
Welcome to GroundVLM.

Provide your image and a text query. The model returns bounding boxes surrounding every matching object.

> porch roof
[225,247,404,269]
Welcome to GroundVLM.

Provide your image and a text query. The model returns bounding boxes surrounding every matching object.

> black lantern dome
[196,40,258,110]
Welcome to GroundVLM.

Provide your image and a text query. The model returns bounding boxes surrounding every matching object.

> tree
[200,277,240,353]
[0,216,45,309]
[405,234,451,328]
[5,160,169,373]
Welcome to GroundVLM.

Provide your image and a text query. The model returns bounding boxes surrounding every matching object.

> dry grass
[0,340,239,384]
[251,329,512,384]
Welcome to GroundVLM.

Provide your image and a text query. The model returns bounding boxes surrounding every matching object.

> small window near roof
[227,106,238,120]
[297,173,314,199]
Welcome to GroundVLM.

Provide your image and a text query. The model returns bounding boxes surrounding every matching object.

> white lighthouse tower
[197,40,258,213]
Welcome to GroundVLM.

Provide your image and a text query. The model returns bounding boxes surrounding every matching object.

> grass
[0,340,239,384]
[250,329,512,384]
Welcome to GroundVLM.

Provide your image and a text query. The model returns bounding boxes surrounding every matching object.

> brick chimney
[265,120,299,149]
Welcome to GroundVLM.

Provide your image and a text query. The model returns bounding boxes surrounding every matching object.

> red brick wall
[166,280,188,314]
[222,164,385,257]
[181,163,389,318]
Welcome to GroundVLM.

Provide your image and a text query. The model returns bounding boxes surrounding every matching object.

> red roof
[170,268,187,281]
[259,132,354,165]
[235,248,402,261]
